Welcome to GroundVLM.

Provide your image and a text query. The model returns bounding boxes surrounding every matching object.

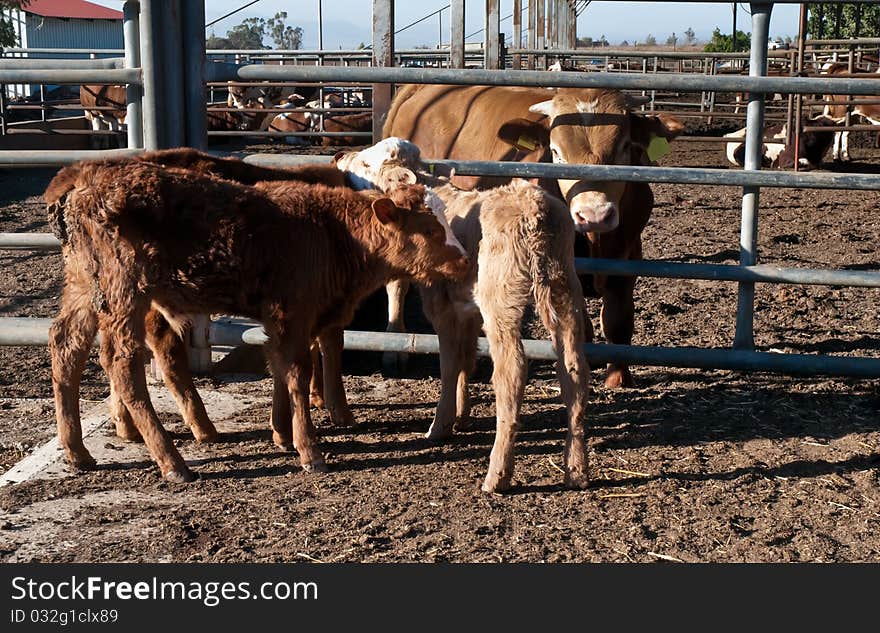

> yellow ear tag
[516,135,537,151]
[646,134,670,162]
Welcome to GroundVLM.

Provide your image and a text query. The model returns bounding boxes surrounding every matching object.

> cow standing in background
[79,84,127,148]
[822,64,880,162]
[384,84,683,388]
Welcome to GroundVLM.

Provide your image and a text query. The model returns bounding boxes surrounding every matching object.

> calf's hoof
[66,451,97,471]
[564,469,590,490]
[481,472,513,494]
[272,432,295,452]
[301,460,328,474]
[114,422,143,443]
[327,406,355,427]
[604,367,635,389]
[381,350,409,377]
[453,416,473,432]
[424,422,454,441]
[164,466,197,483]
[192,425,219,443]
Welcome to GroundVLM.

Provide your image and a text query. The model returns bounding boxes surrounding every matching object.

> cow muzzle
[570,193,619,233]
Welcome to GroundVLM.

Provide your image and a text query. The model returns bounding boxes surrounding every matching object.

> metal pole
[138,0,160,150]
[123,1,143,149]
[372,0,394,143]
[485,0,500,70]
[182,0,205,150]
[793,2,807,172]
[318,0,323,52]
[181,1,210,374]
[536,0,545,69]
[733,2,771,351]
[163,0,185,147]
[732,2,737,53]
[527,0,536,69]
[451,0,465,69]
[513,0,522,69]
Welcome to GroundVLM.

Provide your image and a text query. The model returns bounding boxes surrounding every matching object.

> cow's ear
[630,113,685,146]
[498,118,550,152]
[372,197,401,225]
[527,100,555,117]
[332,151,347,164]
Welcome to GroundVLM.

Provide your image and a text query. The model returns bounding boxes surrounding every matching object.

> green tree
[808,3,880,39]
[266,11,302,50]
[684,27,696,45]
[0,1,30,48]
[703,27,751,52]
[666,32,678,47]
[644,34,657,46]
[226,17,267,49]
[209,12,303,50]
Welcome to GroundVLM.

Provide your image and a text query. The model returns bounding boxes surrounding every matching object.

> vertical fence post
[485,0,500,70]
[527,0,536,70]
[733,2,772,350]
[372,0,393,144]
[182,0,206,150]
[123,0,143,150]
[138,0,159,150]
[536,0,545,69]
[451,0,465,69]
[513,0,522,69]
[182,0,211,374]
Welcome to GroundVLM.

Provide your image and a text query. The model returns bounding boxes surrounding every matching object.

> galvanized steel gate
[1,0,879,378]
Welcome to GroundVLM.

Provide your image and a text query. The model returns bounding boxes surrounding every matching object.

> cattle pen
[1,0,879,377]
[0,1,879,564]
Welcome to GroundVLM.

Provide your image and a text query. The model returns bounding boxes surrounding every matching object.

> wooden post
[485,0,500,69]
[513,0,522,69]
[536,0,545,69]
[372,0,393,143]
[450,0,465,69]
[527,0,536,69]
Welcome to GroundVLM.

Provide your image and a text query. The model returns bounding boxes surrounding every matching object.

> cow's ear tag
[646,134,670,161]
[516,135,538,151]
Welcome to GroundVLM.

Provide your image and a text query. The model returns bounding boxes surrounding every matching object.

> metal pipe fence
[0,1,879,380]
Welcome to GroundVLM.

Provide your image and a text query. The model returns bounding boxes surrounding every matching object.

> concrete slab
[0,385,265,486]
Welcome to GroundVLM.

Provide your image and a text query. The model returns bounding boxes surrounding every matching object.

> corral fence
[4,37,880,144]
[1,0,880,379]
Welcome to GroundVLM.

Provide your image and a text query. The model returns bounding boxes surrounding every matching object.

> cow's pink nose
[572,202,619,233]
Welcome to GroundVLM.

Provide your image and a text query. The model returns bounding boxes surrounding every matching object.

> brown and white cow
[384,84,683,388]
[723,116,837,170]
[79,84,127,147]
[47,159,470,481]
[822,64,880,162]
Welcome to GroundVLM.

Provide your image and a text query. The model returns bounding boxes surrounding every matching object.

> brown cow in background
[384,84,683,388]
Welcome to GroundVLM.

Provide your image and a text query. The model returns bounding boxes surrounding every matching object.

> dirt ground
[0,130,878,563]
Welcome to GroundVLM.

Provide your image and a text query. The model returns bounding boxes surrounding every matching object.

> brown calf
[336,139,590,492]
[48,160,469,481]
[46,149,352,445]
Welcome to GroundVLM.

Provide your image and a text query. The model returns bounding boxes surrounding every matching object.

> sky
[92,1,803,50]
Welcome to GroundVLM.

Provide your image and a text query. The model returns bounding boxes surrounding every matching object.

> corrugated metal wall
[1,13,123,99]
[26,15,123,52]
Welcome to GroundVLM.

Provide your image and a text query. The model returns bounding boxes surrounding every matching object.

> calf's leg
[318,326,354,426]
[101,306,194,482]
[382,279,410,375]
[309,342,324,409]
[49,272,99,470]
[599,272,637,389]
[480,306,527,493]
[535,264,591,489]
[144,310,218,442]
[266,325,326,471]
